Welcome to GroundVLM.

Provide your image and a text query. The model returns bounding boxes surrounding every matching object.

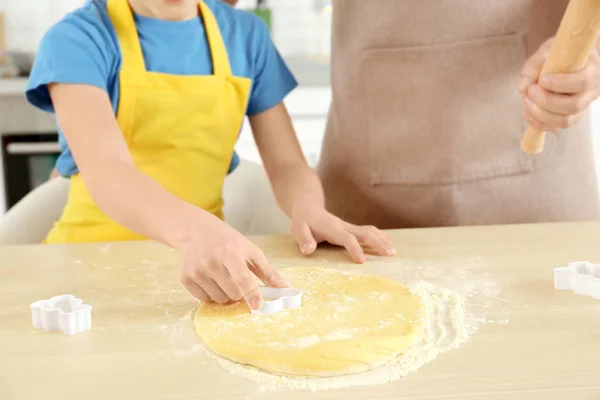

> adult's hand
[520,37,600,132]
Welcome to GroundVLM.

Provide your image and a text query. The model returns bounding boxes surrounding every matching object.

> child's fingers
[348,224,395,256]
[200,278,230,305]
[192,256,243,303]
[291,221,317,256]
[344,234,366,263]
[182,279,211,303]
[214,270,245,303]
[374,230,396,254]
[242,286,264,311]
[248,248,288,288]
[326,231,365,263]
[223,255,258,302]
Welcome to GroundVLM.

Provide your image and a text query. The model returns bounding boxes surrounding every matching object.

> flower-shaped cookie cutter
[554,261,600,299]
[250,287,303,315]
[30,294,92,335]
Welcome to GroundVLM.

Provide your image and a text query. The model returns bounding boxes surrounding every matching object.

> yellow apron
[45,0,251,244]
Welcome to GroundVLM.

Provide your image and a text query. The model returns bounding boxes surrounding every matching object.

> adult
[318,0,600,229]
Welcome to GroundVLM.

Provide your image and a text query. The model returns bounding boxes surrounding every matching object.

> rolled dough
[193,267,426,377]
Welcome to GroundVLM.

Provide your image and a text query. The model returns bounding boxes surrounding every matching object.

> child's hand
[178,213,288,310]
[247,102,394,263]
[290,205,396,263]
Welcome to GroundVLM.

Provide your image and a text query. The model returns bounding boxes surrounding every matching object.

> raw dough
[193,267,426,377]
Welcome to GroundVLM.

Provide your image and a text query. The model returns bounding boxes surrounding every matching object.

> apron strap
[198,1,233,77]
[106,0,233,82]
[107,0,147,85]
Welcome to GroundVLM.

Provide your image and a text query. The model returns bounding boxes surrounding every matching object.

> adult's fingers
[519,38,553,94]
[527,84,593,116]
[523,110,558,133]
[291,221,317,256]
[539,72,599,94]
[522,96,577,131]
[539,52,600,94]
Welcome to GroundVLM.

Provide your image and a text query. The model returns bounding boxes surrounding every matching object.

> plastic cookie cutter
[250,287,303,315]
[554,261,600,300]
[30,294,92,335]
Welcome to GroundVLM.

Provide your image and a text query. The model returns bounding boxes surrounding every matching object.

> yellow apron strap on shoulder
[107,0,147,85]
[198,1,232,77]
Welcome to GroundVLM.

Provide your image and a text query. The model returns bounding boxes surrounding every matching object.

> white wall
[0,0,330,57]
[1,0,83,52]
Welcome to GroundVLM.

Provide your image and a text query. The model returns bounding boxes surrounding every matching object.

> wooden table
[2,222,600,399]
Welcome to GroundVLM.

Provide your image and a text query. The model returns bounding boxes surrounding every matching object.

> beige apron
[319,0,600,229]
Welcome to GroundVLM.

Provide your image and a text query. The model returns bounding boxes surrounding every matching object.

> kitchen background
[0,0,598,216]
[0,0,332,214]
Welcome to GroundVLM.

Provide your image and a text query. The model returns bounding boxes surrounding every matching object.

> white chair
[0,176,69,245]
[222,159,290,236]
[0,159,290,245]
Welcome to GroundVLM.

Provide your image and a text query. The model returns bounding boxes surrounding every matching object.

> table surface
[2,222,600,400]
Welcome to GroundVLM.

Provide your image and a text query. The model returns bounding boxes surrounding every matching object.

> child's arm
[49,167,60,180]
[249,103,396,263]
[50,83,286,308]
[50,84,195,247]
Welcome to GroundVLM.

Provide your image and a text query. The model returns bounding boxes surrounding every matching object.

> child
[26,0,395,309]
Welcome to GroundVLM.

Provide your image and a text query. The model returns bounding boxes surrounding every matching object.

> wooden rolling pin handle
[521,127,546,155]
[520,0,600,155]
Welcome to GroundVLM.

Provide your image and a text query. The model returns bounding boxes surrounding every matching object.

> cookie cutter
[30,294,92,335]
[554,261,600,299]
[250,287,303,315]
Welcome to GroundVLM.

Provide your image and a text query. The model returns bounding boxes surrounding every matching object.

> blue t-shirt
[26,0,297,176]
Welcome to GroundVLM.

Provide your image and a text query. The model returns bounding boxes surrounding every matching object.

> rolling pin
[520,0,600,155]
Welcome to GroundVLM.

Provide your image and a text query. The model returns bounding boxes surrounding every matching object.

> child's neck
[128,0,198,21]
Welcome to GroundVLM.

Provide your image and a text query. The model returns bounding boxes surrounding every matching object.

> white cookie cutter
[30,294,92,335]
[554,261,600,299]
[250,287,303,315]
